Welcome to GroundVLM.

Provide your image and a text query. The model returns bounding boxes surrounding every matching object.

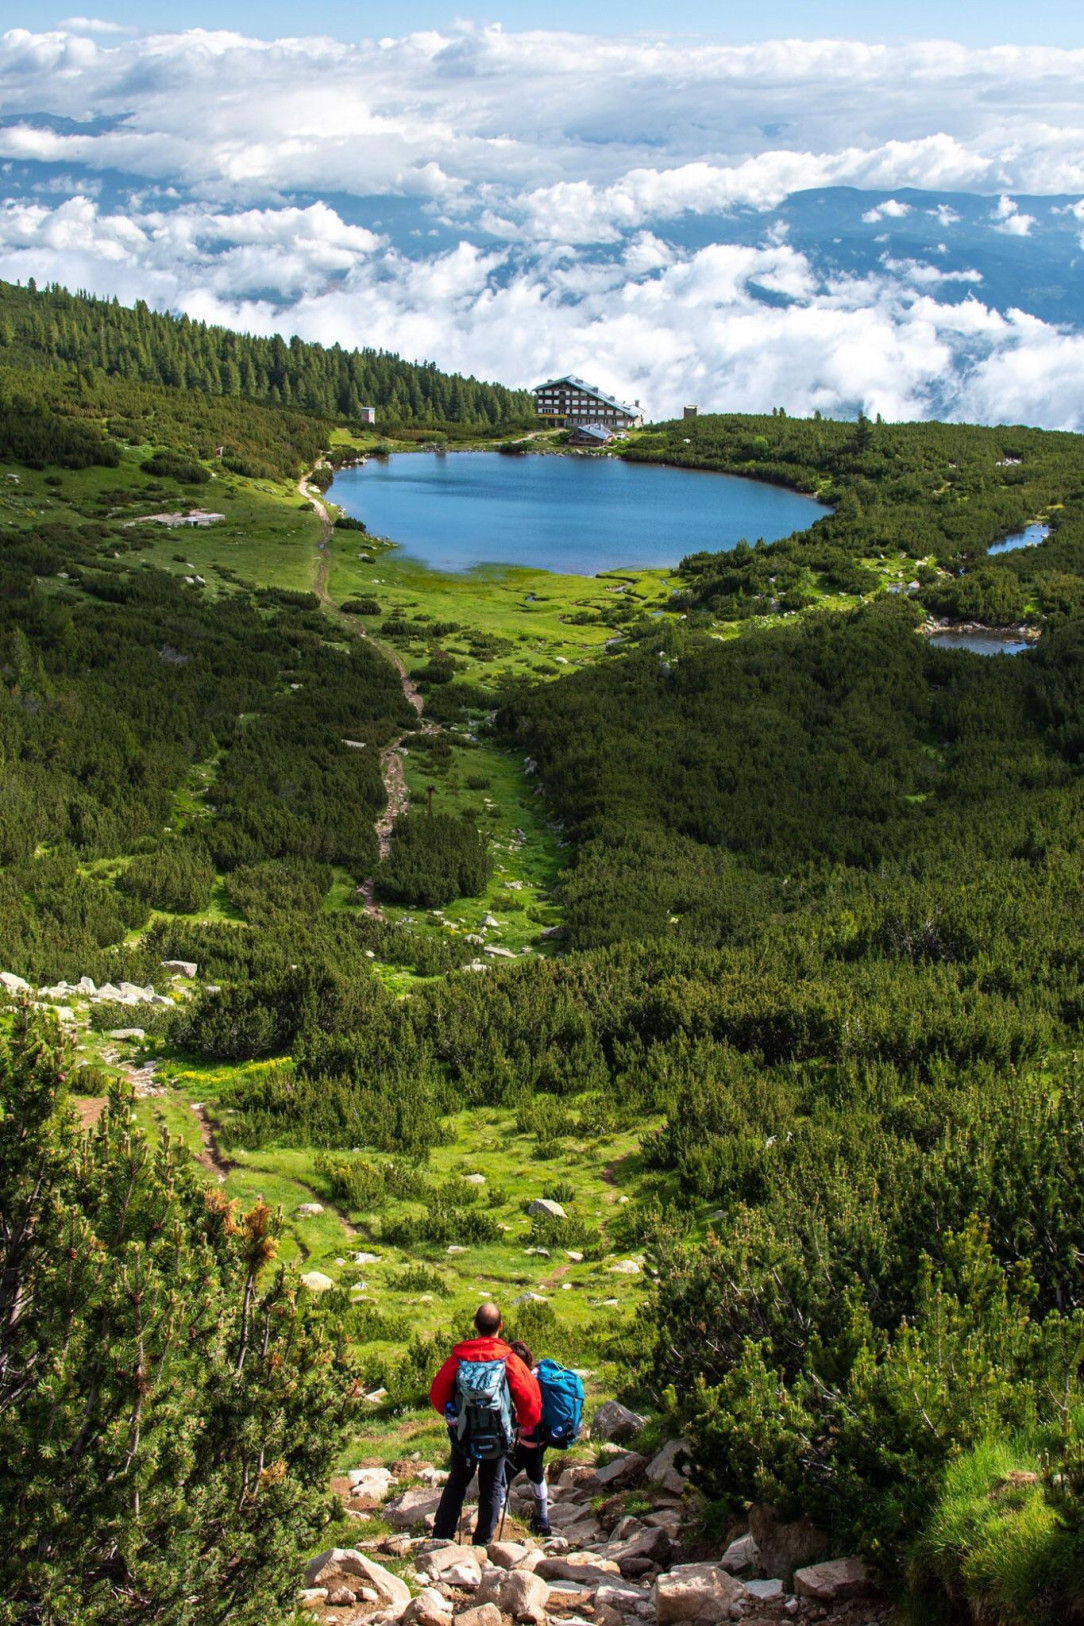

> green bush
[117,844,216,915]
[377,814,491,908]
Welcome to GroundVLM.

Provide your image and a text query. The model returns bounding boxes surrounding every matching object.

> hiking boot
[529,1512,552,1537]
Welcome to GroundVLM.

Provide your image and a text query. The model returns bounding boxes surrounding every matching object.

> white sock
[531,1481,549,1520]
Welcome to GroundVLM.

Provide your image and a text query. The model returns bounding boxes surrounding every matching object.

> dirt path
[190,1101,233,1184]
[301,471,432,912]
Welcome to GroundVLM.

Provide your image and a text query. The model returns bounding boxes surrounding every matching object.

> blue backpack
[453,1359,515,1460]
[537,1359,585,1450]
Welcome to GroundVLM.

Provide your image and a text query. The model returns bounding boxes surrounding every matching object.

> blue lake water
[927,632,1031,656]
[332,453,829,576]
[988,523,1049,556]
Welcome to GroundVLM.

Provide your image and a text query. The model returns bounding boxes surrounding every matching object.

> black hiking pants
[433,1442,507,1545]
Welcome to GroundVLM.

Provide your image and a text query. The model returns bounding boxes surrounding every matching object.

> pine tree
[0,1007,361,1625]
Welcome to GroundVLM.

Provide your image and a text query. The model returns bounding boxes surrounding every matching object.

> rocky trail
[303,473,434,916]
[189,1101,233,1184]
[303,1411,891,1626]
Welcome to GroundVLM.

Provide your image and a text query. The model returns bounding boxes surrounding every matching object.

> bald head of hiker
[475,1301,502,1336]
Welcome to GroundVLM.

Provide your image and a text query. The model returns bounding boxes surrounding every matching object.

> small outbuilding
[569,423,614,447]
[358,406,377,426]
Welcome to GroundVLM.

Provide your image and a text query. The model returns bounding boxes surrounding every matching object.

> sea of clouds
[2,21,1084,425]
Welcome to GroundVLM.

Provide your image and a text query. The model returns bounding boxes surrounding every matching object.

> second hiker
[429,1302,541,1545]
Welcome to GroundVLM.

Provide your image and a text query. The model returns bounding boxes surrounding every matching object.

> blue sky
[14,1,1084,44]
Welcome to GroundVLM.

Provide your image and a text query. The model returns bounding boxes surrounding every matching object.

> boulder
[486,1541,532,1570]
[745,1579,784,1602]
[304,1549,411,1609]
[402,1588,453,1626]
[645,1441,689,1498]
[0,972,30,995]
[347,1465,396,1507]
[608,1260,641,1275]
[719,1534,760,1576]
[161,959,197,977]
[556,1516,605,1545]
[477,1567,550,1622]
[597,1581,652,1615]
[527,1198,566,1219]
[464,1173,486,1185]
[453,1606,501,1626]
[592,1401,647,1442]
[385,1488,447,1530]
[327,1584,358,1606]
[654,1563,748,1624]
[296,1202,325,1216]
[298,1589,328,1609]
[595,1451,646,1489]
[299,1271,335,1292]
[793,1557,875,1604]
[604,1526,674,1578]
[535,1553,621,1586]
[747,1504,828,1585]
[416,1545,483,1590]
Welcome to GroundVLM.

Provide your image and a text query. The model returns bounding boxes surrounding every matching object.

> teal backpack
[537,1359,585,1450]
[453,1359,515,1460]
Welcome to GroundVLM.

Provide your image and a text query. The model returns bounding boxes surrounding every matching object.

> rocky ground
[302,1407,891,1626]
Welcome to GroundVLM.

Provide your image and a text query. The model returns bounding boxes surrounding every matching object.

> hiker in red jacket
[429,1302,542,1544]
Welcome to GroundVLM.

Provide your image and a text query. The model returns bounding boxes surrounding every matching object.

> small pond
[988,523,1049,556]
[927,632,1032,656]
[332,452,829,576]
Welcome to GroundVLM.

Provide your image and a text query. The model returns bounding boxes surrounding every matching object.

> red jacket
[430,1336,542,1433]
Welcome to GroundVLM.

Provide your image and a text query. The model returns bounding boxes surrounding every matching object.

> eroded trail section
[190,1101,232,1185]
[302,474,432,915]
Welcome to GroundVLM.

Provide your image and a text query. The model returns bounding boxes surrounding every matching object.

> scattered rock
[654,1563,748,1624]
[747,1505,828,1585]
[477,1566,550,1621]
[299,1271,335,1292]
[595,1451,646,1490]
[592,1401,648,1443]
[296,1202,325,1216]
[535,1554,620,1586]
[528,1198,566,1219]
[161,959,197,977]
[417,1544,483,1589]
[402,1588,452,1626]
[487,1541,532,1570]
[719,1534,760,1576]
[645,1441,689,1498]
[327,1584,358,1606]
[0,971,30,995]
[608,1260,641,1275]
[298,1588,328,1609]
[454,1605,501,1626]
[604,1525,674,1577]
[793,1557,875,1603]
[463,1173,486,1185]
[745,1579,784,1601]
[385,1488,446,1529]
[304,1549,411,1609]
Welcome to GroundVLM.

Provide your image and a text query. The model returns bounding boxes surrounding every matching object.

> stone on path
[304,1549,410,1609]
[655,1562,748,1624]
[594,1451,646,1490]
[645,1440,689,1498]
[793,1557,875,1603]
[745,1578,784,1601]
[416,1543,483,1589]
[719,1534,760,1575]
[402,1588,452,1626]
[454,1605,501,1626]
[384,1487,447,1529]
[476,1565,550,1622]
[747,1504,828,1584]
[592,1401,647,1442]
[486,1541,532,1570]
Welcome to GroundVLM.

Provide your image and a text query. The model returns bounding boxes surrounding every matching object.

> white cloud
[992,195,1037,236]
[862,199,913,223]
[56,17,136,34]
[1,24,1084,429]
